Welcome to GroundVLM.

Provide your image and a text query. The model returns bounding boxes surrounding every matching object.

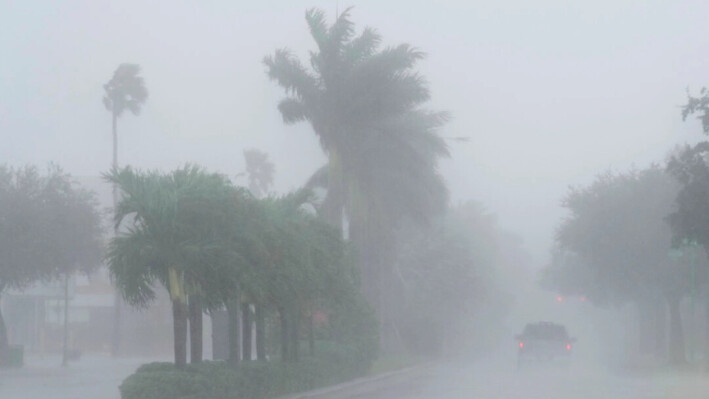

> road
[359,358,709,399]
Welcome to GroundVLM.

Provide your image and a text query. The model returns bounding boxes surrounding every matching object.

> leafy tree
[0,165,103,366]
[103,63,148,355]
[546,166,691,364]
[682,87,709,134]
[105,165,246,368]
[264,9,449,345]
[394,202,517,356]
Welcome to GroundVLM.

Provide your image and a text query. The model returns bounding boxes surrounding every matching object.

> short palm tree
[105,165,242,368]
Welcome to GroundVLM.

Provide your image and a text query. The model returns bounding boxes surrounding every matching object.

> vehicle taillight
[519,342,524,349]
[566,344,571,350]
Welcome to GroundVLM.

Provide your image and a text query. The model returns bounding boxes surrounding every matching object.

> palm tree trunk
[279,307,289,362]
[227,299,240,365]
[654,301,667,359]
[242,303,252,361]
[255,304,266,361]
[308,312,315,357]
[189,295,203,364]
[111,110,122,357]
[172,299,188,369]
[290,307,300,362]
[0,290,9,367]
[667,295,686,365]
[62,273,70,367]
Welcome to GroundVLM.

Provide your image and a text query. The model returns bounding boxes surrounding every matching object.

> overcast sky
[2,0,709,266]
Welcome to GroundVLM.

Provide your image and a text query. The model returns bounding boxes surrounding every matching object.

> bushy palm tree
[105,165,245,368]
[264,8,449,322]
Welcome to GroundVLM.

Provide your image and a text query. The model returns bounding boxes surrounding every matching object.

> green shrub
[120,342,375,399]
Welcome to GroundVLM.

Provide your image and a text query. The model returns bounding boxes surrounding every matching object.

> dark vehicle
[515,322,575,367]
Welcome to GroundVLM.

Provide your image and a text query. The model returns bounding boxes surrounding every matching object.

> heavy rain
[1,1,709,398]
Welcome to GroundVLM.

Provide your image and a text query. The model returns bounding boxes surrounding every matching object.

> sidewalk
[280,363,434,399]
[0,355,165,399]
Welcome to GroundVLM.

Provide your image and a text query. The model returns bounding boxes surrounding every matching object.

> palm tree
[243,149,275,199]
[264,8,449,332]
[241,149,275,360]
[103,63,148,356]
[105,166,242,368]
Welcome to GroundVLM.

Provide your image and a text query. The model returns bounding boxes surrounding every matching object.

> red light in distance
[556,296,563,302]
[519,342,524,349]
[566,344,571,350]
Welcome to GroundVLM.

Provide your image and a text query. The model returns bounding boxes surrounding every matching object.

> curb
[279,363,434,399]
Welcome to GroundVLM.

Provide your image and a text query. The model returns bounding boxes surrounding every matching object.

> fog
[3,0,708,264]
[2,1,709,398]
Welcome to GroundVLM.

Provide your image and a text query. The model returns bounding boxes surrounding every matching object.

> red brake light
[566,344,571,350]
[519,342,524,349]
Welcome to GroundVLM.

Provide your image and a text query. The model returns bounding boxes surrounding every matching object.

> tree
[545,166,691,364]
[103,63,148,356]
[105,165,246,368]
[682,87,709,134]
[264,9,449,347]
[0,165,103,366]
[394,202,518,356]
[667,91,709,369]
[241,148,275,360]
[243,149,275,199]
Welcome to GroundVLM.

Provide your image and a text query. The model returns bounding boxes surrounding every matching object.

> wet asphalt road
[357,358,709,399]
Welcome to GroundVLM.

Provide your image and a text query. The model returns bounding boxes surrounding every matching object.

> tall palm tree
[243,149,275,199]
[103,63,148,356]
[264,8,449,329]
[242,149,275,360]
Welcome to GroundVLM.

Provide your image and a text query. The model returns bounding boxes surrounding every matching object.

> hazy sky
[2,0,709,265]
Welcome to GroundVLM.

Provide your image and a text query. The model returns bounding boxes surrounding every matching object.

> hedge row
[119,343,373,399]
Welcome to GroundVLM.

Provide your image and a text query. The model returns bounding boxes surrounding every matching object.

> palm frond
[263,49,320,103]
[277,97,309,124]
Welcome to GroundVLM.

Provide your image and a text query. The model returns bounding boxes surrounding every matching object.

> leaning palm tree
[103,63,148,172]
[264,8,449,329]
[103,63,148,356]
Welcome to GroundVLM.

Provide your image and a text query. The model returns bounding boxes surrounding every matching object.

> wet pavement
[0,355,165,399]
[358,358,709,399]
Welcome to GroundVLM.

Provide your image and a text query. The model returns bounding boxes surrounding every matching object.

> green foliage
[546,166,691,305]
[682,87,709,134]
[393,202,519,356]
[264,10,450,318]
[667,142,709,252]
[103,63,148,117]
[105,165,250,308]
[119,343,375,399]
[0,164,103,291]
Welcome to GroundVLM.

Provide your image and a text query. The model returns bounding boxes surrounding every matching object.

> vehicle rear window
[523,324,568,340]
